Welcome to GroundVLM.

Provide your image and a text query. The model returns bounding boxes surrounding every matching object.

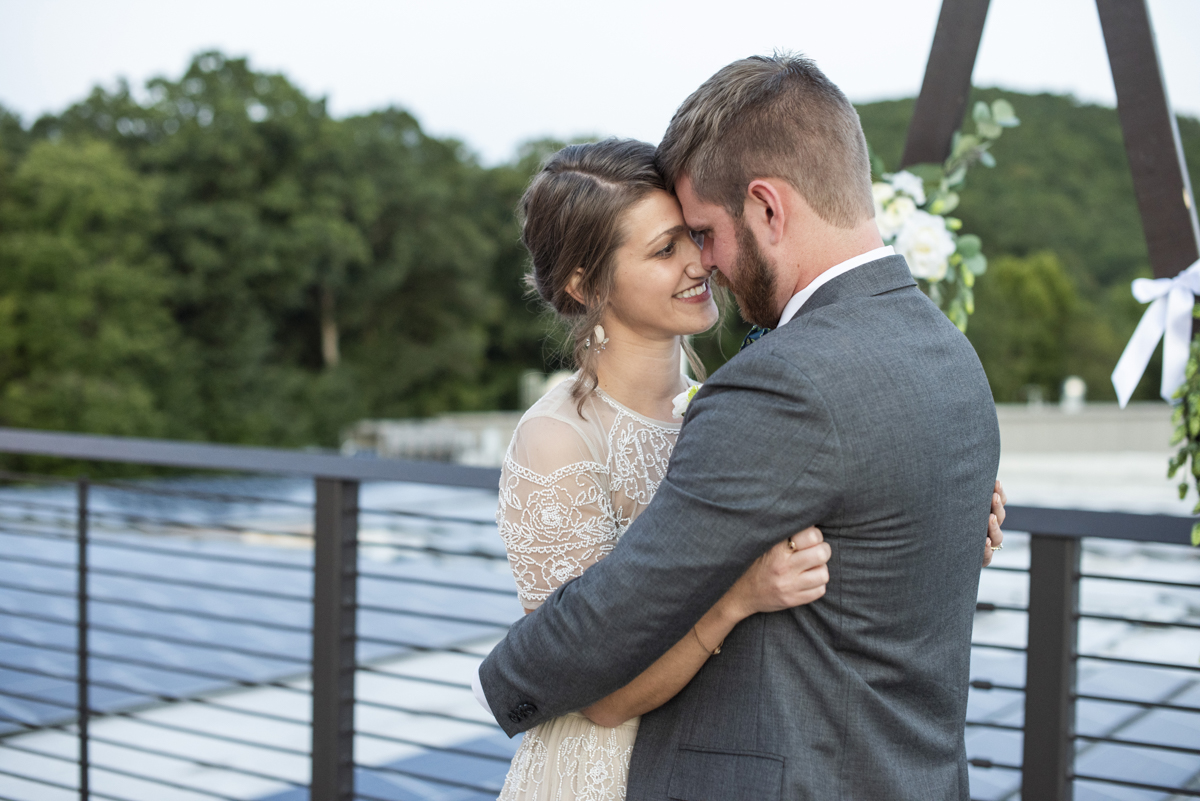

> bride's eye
[689,231,705,249]
[657,241,676,257]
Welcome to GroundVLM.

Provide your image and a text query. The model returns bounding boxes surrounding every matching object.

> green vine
[871,100,1018,333]
[1168,318,1200,545]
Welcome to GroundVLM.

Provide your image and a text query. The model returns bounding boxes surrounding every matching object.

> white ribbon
[1111,259,1200,407]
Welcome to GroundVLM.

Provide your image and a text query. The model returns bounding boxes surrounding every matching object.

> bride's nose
[685,253,715,280]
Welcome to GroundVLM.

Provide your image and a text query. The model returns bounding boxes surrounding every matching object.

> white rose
[872,182,896,206]
[889,170,927,206]
[876,195,917,241]
[672,384,700,419]
[895,210,956,282]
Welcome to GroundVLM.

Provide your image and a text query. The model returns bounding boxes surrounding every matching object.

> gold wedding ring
[990,544,1003,552]
[788,538,797,551]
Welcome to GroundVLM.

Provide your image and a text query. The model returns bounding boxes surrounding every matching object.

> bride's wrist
[709,595,749,629]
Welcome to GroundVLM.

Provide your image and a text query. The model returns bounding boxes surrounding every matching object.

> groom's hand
[983,479,1007,567]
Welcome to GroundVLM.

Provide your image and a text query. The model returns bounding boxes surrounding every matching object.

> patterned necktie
[740,325,771,351]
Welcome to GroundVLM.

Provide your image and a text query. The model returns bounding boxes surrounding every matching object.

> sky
[1,0,1197,165]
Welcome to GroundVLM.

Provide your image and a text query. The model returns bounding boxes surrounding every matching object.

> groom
[477,54,1000,800]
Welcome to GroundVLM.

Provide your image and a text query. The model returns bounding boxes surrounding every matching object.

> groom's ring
[788,538,797,551]
[990,544,1003,552]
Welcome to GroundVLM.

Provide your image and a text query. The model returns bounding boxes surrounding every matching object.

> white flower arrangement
[872,99,1019,332]
[672,384,701,419]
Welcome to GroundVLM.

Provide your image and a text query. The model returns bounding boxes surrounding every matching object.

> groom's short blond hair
[656,53,874,229]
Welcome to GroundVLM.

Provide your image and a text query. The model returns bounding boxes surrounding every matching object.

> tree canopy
[0,52,1195,455]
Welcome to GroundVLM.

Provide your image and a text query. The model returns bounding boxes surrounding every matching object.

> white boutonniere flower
[672,384,701,419]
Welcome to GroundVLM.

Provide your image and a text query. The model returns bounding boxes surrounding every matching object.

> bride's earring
[592,325,609,352]
[584,324,609,352]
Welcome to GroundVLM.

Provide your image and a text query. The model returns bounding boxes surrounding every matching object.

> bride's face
[603,189,719,341]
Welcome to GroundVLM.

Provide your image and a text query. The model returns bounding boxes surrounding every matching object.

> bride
[492,138,1005,800]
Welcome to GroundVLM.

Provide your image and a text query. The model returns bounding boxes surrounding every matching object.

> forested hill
[0,52,1197,454]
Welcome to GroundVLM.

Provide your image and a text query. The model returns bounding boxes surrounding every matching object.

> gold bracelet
[692,626,723,655]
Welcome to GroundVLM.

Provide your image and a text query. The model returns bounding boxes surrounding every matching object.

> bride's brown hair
[520,138,706,413]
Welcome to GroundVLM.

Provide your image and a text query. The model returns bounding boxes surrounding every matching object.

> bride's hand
[719,527,831,620]
[983,479,1006,568]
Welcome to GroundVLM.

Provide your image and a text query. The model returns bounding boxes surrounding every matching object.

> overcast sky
[1,0,1197,164]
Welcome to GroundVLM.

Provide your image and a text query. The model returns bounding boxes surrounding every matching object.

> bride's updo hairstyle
[520,138,706,413]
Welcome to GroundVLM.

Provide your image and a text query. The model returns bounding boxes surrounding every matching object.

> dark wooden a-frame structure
[901,3,1198,799]
[904,0,1199,281]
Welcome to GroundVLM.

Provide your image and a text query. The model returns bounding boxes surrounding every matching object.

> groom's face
[676,175,780,328]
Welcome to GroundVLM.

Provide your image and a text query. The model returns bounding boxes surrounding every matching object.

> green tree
[965,251,1136,402]
[0,139,189,437]
[34,52,510,444]
[333,108,502,420]
[39,54,357,444]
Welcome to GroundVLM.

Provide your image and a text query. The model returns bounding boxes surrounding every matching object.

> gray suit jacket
[479,255,1000,800]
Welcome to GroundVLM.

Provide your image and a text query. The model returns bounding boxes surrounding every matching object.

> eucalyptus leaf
[977,120,1003,140]
[953,134,981,159]
[973,101,991,125]
[963,286,975,315]
[961,264,975,288]
[930,192,960,215]
[964,253,988,275]
[945,217,963,231]
[956,234,982,258]
[980,150,997,168]
[950,304,968,332]
[991,99,1019,126]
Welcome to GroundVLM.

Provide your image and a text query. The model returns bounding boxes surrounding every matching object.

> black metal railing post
[1022,533,1081,801]
[77,477,89,801]
[311,478,359,801]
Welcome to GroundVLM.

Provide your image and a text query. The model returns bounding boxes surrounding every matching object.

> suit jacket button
[508,712,521,723]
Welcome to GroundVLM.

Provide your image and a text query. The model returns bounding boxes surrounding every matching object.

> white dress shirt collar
[776,246,895,329]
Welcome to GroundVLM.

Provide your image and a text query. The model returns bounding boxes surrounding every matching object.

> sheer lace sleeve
[497,414,617,611]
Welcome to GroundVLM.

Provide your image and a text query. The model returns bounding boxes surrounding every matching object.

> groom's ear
[746,179,786,246]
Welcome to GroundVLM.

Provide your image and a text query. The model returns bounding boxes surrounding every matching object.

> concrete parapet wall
[996,402,1173,454]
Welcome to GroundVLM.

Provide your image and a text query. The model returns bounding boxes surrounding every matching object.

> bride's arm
[577,478,1007,728]
[580,528,830,728]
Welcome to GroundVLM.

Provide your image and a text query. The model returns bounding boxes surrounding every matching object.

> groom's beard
[713,221,779,329]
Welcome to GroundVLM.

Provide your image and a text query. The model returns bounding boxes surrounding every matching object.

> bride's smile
[672,280,710,300]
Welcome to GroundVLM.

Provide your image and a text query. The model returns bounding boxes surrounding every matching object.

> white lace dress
[495,375,687,801]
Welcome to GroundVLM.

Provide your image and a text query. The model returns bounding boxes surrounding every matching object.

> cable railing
[966,507,1200,801]
[0,426,1195,800]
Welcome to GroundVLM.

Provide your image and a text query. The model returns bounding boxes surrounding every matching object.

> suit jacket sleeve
[479,349,844,735]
